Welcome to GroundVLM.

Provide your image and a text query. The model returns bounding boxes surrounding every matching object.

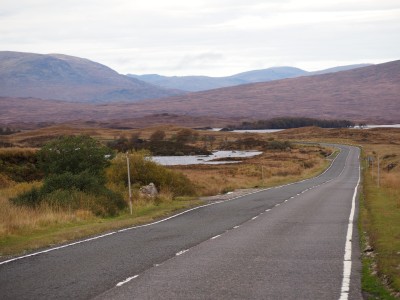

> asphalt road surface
[0,144,361,300]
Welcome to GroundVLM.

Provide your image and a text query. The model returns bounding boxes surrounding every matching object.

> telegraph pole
[377,154,380,188]
[126,152,133,215]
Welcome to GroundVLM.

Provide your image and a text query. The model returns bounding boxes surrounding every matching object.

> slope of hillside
[127,74,247,92]
[309,64,372,75]
[0,51,183,103]
[229,66,306,82]
[1,60,398,127]
[128,60,400,123]
[128,65,371,92]
[129,67,307,92]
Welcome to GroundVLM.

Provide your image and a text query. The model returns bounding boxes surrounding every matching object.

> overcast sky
[1,0,399,76]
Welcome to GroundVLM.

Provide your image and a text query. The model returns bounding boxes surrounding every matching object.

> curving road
[0,145,361,299]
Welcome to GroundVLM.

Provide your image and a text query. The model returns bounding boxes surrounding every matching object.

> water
[209,128,283,133]
[151,150,262,166]
[210,125,400,133]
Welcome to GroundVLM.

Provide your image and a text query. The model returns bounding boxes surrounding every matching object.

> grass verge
[360,151,400,299]
[0,197,201,259]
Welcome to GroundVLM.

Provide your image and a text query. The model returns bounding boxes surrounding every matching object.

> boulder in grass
[139,183,158,198]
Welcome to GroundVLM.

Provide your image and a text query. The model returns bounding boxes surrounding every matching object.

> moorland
[0,124,399,298]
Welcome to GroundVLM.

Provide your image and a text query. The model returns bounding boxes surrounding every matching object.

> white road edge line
[176,249,189,256]
[0,146,343,266]
[116,275,139,287]
[211,235,221,240]
[339,151,360,300]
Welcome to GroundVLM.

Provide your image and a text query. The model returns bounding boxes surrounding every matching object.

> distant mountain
[128,67,307,92]
[229,67,307,82]
[309,64,373,75]
[1,60,399,126]
[127,74,247,92]
[0,51,184,103]
[128,65,372,92]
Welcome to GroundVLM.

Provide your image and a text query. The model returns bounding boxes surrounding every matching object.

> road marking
[251,216,258,220]
[265,209,271,212]
[275,203,280,207]
[176,249,189,256]
[0,231,117,266]
[211,235,221,240]
[116,275,139,287]
[0,145,343,266]
[233,225,240,229]
[339,150,360,300]
[284,199,288,202]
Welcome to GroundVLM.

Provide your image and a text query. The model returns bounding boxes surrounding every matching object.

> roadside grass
[361,169,400,297]
[281,127,400,298]
[0,189,201,257]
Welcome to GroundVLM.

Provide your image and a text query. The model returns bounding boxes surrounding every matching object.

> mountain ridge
[0,60,399,127]
[128,64,372,92]
[0,51,184,103]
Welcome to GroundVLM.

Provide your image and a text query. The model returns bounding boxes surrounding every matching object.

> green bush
[41,172,105,195]
[107,151,196,197]
[37,135,114,176]
[11,136,126,216]
[0,148,43,182]
[43,189,125,217]
[11,180,125,217]
[11,187,42,207]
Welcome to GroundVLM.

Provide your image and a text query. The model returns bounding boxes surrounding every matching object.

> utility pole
[261,165,265,181]
[126,152,133,215]
[377,154,380,188]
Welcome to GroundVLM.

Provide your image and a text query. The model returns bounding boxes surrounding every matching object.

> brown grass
[0,182,96,238]
[172,146,328,196]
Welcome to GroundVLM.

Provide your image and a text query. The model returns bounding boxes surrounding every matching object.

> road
[0,145,361,299]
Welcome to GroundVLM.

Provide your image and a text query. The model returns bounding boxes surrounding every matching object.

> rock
[140,183,158,198]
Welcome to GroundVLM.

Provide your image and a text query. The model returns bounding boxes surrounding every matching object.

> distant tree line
[107,129,212,156]
[0,127,20,135]
[226,117,355,130]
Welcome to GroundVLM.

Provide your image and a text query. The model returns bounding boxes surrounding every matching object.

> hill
[0,51,184,103]
[128,65,371,92]
[127,60,400,124]
[0,60,398,127]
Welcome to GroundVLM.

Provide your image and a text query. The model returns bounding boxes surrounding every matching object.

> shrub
[41,171,105,195]
[11,187,42,207]
[0,148,43,182]
[37,135,114,176]
[11,176,125,217]
[11,136,126,216]
[106,151,196,197]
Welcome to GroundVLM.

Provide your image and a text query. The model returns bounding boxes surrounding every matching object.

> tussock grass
[363,160,400,295]
[172,146,328,196]
[0,182,94,238]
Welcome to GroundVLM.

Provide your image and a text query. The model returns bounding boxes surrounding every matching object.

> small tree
[37,135,113,176]
[176,129,198,144]
[150,130,166,142]
[13,135,125,216]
